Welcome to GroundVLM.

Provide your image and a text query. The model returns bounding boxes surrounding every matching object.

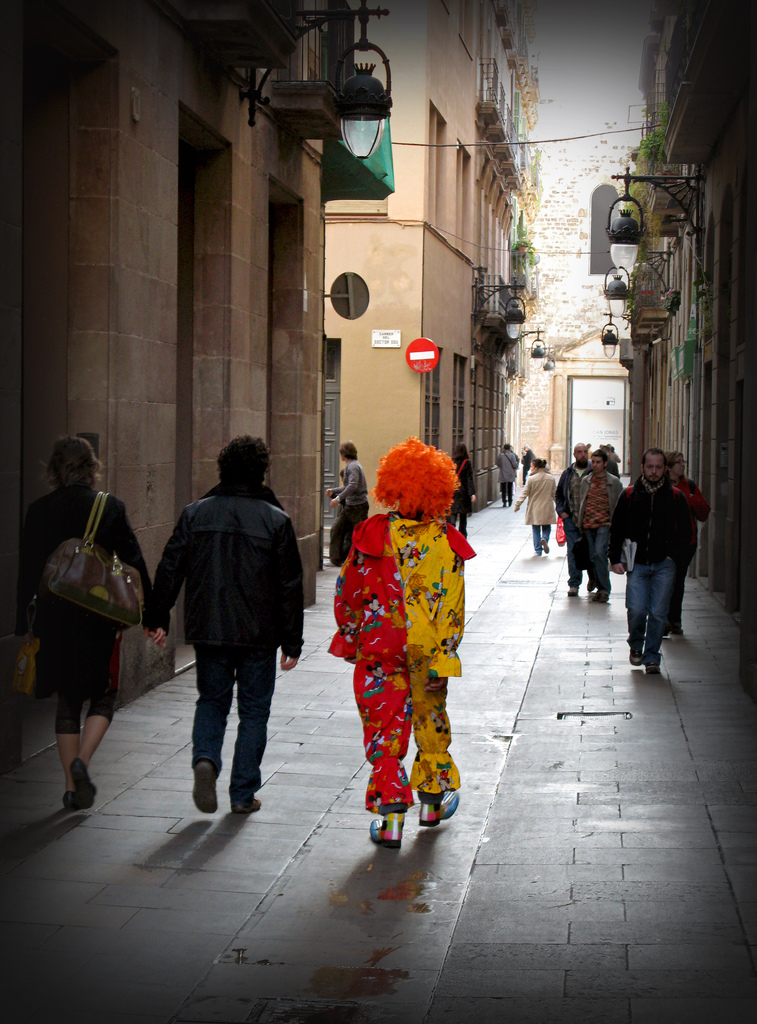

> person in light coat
[496,444,519,507]
[513,458,556,555]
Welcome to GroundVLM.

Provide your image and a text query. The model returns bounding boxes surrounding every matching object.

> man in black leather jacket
[146,436,304,815]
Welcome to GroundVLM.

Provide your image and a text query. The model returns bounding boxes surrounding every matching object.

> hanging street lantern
[601,320,620,359]
[604,267,630,318]
[606,169,644,273]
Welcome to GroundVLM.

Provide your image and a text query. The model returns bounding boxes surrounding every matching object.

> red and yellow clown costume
[328,438,476,817]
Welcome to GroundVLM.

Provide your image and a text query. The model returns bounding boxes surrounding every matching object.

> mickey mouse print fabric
[329,513,475,813]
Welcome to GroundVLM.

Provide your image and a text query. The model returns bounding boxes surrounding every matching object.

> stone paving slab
[2,500,757,1023]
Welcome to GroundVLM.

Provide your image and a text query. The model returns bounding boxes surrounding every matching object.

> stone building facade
[630,0,757,698]
[323,0,539,509]
[1,0,389,770]
[519,92,631,474]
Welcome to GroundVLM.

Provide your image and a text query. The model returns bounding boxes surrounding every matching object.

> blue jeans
[585,526,611,595]
[625,559,677,666]
[532,525,551,553]
[563,516,585,587]
[193,645,277,806]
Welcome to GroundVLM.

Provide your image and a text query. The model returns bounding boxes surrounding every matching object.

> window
[456,144,471,248]
[424,356,441,448]
[453,354,466,448]
[428,103,447,228]
[590,184,618,276]
[459,0,473,52]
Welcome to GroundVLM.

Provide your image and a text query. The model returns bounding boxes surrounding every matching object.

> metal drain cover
[248,1001,366,1023]
[557,711,632,720]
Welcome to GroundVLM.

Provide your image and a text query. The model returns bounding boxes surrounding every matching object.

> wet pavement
[2,498,757,1024]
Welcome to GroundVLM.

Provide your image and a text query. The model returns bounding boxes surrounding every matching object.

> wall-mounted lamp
[241,1,391,160]
[601,319,620,359]
[604,267,630,318]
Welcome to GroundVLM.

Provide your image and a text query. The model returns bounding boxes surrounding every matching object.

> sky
[532,0,653,143]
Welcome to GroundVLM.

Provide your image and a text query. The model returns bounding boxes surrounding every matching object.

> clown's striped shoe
[369,811,404,848]
[419,791,459,827]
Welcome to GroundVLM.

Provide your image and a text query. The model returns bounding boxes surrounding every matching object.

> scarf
[641,476,666,495]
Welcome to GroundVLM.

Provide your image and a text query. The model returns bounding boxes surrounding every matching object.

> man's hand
[471,495,477,505]
[280,653,298,671]
[425,675,447,692]
[330,497,340,508]
[610,563,625,575]
[560,512,569,520]
[326,489,333,498]
[145,627,167,647]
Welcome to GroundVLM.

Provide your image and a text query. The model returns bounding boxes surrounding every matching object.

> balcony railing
[479,57,499,104]
[511,253,537,298]
[666,1,708,112]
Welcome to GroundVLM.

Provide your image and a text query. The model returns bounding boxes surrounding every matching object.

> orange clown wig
[372,436,459,521]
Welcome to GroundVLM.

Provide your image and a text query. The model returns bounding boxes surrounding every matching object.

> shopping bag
[572,535,592,571]
[556,518,566,547]
[13,601,39,696]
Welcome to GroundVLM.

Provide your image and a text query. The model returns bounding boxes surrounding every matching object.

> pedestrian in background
[599,444,620,478]
[330,437,474,850]
[609,447,692,674]
[146,436,303,815]
[327,441,369,567]
[577,448,623,602]
[664,450,710,635]
[521,445,534,484]
[513,458,556,555]
[556,442,595,596]
[496,443,519,507]
[447,442,476,537]
[15,436,152,811]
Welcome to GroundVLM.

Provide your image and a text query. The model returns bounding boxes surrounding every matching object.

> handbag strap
[83,491,109,546]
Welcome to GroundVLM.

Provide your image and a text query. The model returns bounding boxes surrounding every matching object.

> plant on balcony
[639,101,669,165]
[663,288,681,316]
[513,227,536,267]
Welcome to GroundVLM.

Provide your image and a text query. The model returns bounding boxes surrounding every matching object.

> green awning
[321,120,395,203]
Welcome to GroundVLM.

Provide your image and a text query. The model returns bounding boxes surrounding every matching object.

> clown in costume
[329,437,475,849]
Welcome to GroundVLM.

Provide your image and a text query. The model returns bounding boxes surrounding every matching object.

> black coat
[450,458,476,515]
[15,484,152,698]
[146,485,304,658]
[609,477,691,566]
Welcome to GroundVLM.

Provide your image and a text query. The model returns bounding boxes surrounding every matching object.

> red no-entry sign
[405,337,439,373]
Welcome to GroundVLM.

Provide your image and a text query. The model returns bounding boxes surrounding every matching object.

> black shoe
[669,623,683,635]
[193,759,218,813]
[62,791,78,811]
[645,664,661,675]
[70,758,96,809]
[587,579,597,593]
[629,650,643,666]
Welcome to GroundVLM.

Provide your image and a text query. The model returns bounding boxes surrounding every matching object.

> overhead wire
[392,126,642,148]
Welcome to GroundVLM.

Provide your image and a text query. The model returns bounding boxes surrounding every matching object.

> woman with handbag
[513,458,557,555]
[15,436,152,810]
[447,443,476,537]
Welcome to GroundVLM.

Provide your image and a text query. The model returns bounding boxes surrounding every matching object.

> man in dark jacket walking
[556,442,593,597]
[146,436,304,814]
[609,447,691,674]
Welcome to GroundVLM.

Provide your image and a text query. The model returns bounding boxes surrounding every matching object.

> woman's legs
[56,734,79,791]
[78,714,111,766]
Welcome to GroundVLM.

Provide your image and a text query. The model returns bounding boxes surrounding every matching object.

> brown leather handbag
[39,492,144,627]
